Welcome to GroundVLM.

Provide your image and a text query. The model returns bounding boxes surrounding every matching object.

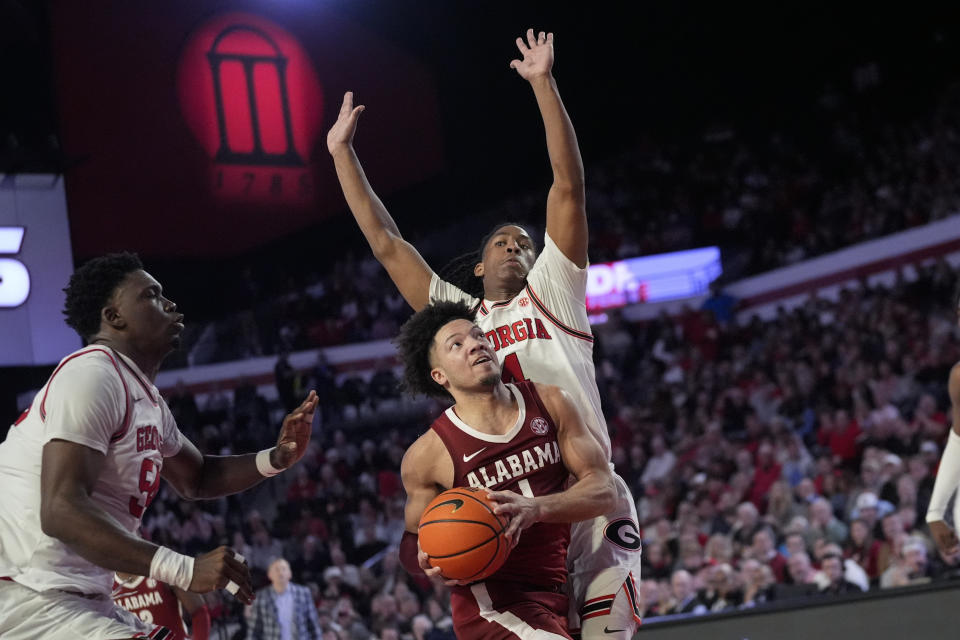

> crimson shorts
[450,579,573,639]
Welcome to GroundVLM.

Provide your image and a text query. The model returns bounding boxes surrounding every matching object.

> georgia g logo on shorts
[604,518,642,551]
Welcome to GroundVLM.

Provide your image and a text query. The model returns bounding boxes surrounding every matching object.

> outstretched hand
[326,91,366,155]
[509,29,554,81]
[272,391,318,470]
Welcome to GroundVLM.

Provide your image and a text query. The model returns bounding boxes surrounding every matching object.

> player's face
[430,319,500,394]
[475,226,536,288]
[109,270,184,354]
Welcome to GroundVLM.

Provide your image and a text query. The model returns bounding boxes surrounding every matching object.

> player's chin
[479,372,500,386]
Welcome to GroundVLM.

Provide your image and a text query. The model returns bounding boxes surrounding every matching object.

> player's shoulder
[950,361,960,387]
[51,347,127,387]
[530,381,569,403]
[402,429,446,474]
[528,382,574,414]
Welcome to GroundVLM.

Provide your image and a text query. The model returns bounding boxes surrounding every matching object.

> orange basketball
[418,486,510,582]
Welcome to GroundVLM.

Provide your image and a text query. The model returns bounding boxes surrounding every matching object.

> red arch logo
[177,12,323,204]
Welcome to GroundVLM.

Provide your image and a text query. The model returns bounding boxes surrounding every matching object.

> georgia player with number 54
[0,253,318,640]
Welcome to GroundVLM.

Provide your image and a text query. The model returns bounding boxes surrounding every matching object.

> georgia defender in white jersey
[0,252,317,640]
[328,29,641,639]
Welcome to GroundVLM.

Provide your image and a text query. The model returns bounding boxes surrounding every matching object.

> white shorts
[567,472,642,639]
[0,579,169,640]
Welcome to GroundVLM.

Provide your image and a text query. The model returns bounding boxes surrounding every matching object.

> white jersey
[0,346,184,596]
[430,232,610,459]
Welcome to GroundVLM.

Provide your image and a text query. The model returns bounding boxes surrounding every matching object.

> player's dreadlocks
[394,300,477,401]
[437,222,537,302]
[63,252,144,341]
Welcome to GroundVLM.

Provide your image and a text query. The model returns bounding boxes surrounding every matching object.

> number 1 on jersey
[501,353,528,383]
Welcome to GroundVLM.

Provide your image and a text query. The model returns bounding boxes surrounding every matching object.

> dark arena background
[2,1,960,638]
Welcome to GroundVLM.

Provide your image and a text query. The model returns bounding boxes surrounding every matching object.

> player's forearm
[535,469,615,523]
[41,492,159,575]
[330,145,404,257]
[528,74,585,193]
[189,453,271,500]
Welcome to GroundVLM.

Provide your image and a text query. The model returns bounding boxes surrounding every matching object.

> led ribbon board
[586,246,722,312]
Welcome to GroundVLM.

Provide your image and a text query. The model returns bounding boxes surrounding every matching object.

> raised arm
[326,92,435,310]
[488,384,615,541]
[161,392,317,500]
[511,30,588,268]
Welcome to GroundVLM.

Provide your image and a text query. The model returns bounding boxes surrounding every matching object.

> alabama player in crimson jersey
[328,29,642,638]
[394,302,615,639]
[0,253,317,640]
[113,572,210,640]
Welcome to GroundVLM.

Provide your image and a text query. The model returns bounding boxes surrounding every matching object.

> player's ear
[431,366,447,388]
[101,304,125,330]
[474,261,484,277]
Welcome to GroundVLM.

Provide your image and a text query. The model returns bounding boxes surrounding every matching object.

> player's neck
[452,384,517,435]
[88,336,163,381]
[482,279,525,302]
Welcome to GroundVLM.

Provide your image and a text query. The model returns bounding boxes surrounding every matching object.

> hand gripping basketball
[418,487,511,582]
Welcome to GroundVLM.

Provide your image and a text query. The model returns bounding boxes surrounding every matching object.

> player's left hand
[509,29,554,81]
[486,488,541,547]
[271,391,318,470]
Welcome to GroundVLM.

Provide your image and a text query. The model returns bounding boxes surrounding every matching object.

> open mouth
[472,355,492,366]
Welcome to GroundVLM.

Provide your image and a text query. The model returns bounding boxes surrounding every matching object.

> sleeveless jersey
[430,381,570,587]
[113,575,186,640]
[429,232,610,459]
[0,346,184,595]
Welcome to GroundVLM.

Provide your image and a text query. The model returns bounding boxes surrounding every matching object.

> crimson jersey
[431,381,570,588]
[112,575,186,640]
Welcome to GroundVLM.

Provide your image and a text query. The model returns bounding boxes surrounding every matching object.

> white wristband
[256,448,283,477]
[149,546,194,591]
[927,430,960,523]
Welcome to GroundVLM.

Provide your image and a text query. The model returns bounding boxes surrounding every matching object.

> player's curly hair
[62,252,143,341]
[394,300,477,401]
[437,221,537,301]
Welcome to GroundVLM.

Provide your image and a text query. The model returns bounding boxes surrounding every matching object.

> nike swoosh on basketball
[463,448,487,462]
[604,628,624,634]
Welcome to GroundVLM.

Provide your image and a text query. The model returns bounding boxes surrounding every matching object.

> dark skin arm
[40,440,254,603]
[511,30,588,268]
[327,93,436,310]
[161,391,317,500]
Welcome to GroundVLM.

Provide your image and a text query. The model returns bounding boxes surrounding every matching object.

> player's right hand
[417,540,469,587]
[189,546,254,605]
[929,520,960,558]
[326,92,365,156]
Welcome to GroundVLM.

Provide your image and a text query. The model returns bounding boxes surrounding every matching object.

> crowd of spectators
[160,76,960,369]
[141,254,960,637]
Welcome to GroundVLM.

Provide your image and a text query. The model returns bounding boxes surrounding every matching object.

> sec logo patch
[530,417,549,435]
